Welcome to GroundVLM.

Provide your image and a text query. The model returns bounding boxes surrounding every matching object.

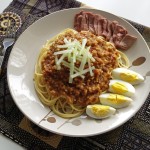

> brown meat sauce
[42,30,119,106]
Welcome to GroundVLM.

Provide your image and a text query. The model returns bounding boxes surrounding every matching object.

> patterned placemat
[0,0,150,149]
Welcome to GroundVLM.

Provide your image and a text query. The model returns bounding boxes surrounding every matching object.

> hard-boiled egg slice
[86,104,116,119]
[99,93,133,108]
[112,68,144,85]
[108,79,135,97]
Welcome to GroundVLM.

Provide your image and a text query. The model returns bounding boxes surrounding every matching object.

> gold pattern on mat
[23,0,38,14]
[130,119,150,136]
[143,27,150,48]
[105,127,123,144]
[0,12,22,36]
[19,117,63,148]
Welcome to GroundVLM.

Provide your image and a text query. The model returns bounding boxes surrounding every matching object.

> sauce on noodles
[34,29,129,118]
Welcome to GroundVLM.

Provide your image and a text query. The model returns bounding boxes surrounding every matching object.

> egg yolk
[111,82,128,94]
[120,72,138,82]
[107,94,127,104]
[92,105,110,117]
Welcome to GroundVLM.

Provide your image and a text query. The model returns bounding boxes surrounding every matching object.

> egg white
[108,79,135,97]
[86,104,116,119]
[99,93,133,108]
[112,68,144,85]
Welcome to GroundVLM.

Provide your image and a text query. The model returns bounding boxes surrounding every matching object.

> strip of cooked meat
[74,11,137,50]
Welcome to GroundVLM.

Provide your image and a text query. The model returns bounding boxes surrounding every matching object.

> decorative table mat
[0,0,150,149]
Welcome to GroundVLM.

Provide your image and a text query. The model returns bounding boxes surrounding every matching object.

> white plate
[7,8,150,137]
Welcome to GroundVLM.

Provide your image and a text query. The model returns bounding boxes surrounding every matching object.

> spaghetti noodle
[34,28,129,118]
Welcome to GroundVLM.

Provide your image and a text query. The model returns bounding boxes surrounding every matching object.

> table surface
[0,0,150,149]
